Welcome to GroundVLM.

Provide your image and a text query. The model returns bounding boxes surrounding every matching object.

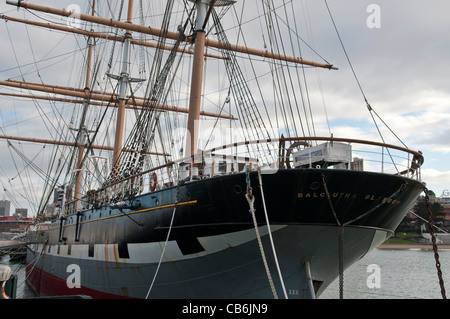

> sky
[314,1,450,198]
[0,0,449,215]
[303,1,450,198]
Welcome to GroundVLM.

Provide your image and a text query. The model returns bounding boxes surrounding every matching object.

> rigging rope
[323,0,408,150]
[212,9,273,164]
[409,210,449,235]
[107,0,190,185]
[231,3,277,139]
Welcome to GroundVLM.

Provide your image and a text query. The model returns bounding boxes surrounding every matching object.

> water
[0,255,36,298]
[319,248,450,299]
[2,249,448,299]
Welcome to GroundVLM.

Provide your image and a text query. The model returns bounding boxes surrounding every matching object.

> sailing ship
[0,1,425,299]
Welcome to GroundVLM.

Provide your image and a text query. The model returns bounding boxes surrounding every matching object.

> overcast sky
[313,1,450,197]
[0,0,449,214]
[299,1,450,198]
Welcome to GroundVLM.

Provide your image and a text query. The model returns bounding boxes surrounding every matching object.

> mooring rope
[257,168,288,299]
[145,186,179,299]
[245,166,278,299]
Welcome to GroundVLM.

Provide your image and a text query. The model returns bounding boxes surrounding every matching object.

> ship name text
[297,192,401,205]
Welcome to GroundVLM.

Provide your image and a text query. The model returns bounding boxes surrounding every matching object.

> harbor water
[0,255,35,298]
[319,247,450,299]
[1,248,449,299]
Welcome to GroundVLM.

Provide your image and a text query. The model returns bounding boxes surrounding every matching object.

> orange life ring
[149,172,157,192]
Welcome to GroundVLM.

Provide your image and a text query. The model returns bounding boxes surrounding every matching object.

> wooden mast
[111,0,134,174]
[186,0,209,158]
[72,0,96,210]
[1,0,339,163]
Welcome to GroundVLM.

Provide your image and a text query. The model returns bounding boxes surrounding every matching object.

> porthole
[233,185,242,194]
[309,181,321,191]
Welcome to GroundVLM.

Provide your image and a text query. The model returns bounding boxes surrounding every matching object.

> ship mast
[111,0,134,174]
[1,0,338,170]
[186,0,236,157]
[186,0,208,157]
[72,0,96,211]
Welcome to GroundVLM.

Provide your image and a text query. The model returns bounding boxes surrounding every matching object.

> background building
[351,157,364,171]
[438,190,450,228]
[14,208,28,218]
[0,200,11,217]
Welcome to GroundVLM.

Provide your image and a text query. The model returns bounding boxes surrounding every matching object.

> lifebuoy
[149,172,157,192]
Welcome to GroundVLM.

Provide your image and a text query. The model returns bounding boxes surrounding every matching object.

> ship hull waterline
[25,168,424,298]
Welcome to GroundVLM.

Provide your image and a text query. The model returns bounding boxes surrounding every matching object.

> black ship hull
[26,168,424,298]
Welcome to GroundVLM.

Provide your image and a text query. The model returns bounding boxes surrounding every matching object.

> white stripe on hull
[30,225,286,264]
[27,224,389,298]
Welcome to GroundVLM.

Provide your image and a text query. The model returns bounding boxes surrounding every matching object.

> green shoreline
[378,243,450,250]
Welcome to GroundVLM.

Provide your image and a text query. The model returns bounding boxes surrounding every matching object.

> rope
[409,210,449,235]
[245,167,278,299]
[20,241,48,297]
[324,0,408,150]
[145,187,179,299]
[257,168,288,299]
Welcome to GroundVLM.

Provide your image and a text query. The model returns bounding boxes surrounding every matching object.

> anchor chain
[338,226,344,300]
[321,174,344,299]
[343,182,408,226]
[424,187,447,299]
[321,175,341,226]
[322,176,408,299]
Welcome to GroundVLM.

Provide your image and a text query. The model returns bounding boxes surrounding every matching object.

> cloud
[422,168,450,196]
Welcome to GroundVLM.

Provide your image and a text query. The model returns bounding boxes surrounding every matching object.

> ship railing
[77,162,177,210]
[176,136,423,181]
[76,136,423,211]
